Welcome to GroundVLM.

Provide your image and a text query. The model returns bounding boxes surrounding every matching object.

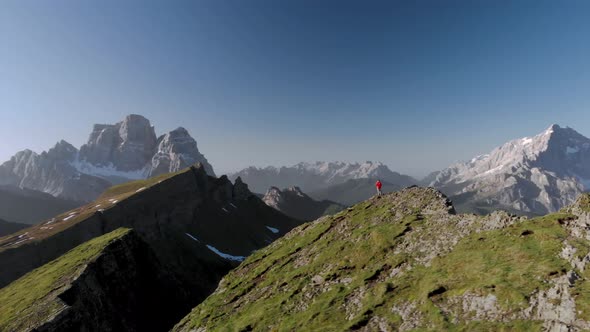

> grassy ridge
[0,228,131,331]
[175,191,582,331]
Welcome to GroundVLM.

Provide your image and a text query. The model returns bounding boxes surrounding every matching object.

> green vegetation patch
[176,194,575,331]
[0,228,131,331]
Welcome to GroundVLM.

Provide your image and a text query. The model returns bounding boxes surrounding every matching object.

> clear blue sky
[2,0,590,178]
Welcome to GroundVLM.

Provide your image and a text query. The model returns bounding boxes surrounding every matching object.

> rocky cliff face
[79,114,158,171]
[262,186,344,221]
[149,127,215,177]
[430,125,590,215]
[0,164,300,331]
[0,114,215,202]
[174,187,590,331]
[229,161,416,194]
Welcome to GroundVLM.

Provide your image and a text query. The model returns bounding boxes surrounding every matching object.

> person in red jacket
[375,180,382,196]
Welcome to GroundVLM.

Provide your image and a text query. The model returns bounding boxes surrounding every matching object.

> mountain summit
[0,115,214,201]
[429,124,590,215]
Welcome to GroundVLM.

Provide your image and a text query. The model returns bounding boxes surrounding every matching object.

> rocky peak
[79,114,157,171]
[263,187,284,209]
[232,177,252,200]
[45,140,78,161]
[149,127,215,177]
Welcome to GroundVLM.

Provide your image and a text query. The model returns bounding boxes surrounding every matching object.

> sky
[2,0,590,178]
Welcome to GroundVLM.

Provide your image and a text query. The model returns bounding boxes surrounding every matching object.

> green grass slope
[174,190,590,332]
[0,228,131,332]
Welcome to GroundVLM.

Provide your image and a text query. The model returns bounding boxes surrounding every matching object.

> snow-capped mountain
[229,161,416,194]
[0,115,215,201]
[429,124,590,215]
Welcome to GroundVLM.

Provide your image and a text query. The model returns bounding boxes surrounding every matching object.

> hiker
[375,180,382,196]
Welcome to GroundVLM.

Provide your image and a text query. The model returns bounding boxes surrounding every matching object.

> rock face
[79,114,158,171]
[429,125,590,215]
[149,127,215,177]
[0,114,215,202]
[262,186,344,221]
[0,164,301,331]
[229,161,417,194]
[173,188,590,332]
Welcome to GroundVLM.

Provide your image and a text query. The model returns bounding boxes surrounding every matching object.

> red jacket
[376,181,382,189]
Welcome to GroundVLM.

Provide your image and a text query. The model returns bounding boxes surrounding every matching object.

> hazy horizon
[3,1,590,177]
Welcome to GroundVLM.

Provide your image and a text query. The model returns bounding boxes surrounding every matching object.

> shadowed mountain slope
[0,185,82,225]
[0,219,28,237]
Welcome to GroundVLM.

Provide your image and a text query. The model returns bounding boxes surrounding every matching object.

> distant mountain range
[0,114,214,202]
[308,177,404,206]
[262,186,344,220]
[229,161,417,194]
[427,125,590,215]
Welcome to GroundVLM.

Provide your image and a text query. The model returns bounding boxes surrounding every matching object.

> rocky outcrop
[262,186,344,221]
[229,161,417,194]
[430,125,590,215]
[0,114,215,202]
[149,127,215,177]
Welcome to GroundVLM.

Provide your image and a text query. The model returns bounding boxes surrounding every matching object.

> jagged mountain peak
[149,126,215,177]
[430,124,590,215]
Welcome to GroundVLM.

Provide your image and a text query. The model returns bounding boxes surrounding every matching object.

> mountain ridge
[229,161,417,194]
[429,124,590,215]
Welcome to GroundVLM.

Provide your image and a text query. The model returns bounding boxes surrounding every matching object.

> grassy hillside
[0,228,131,331]
[174,190,590,331]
